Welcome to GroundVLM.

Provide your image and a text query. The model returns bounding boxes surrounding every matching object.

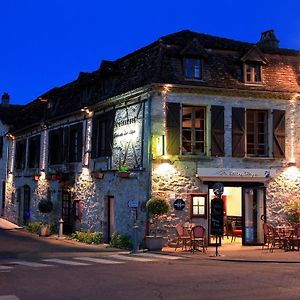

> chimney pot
[257,29,279,49]
[1,92,10,106]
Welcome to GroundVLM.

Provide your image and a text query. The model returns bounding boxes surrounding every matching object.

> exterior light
[39,97,48,103]
[81,107,94,117]
[288,161,297,167]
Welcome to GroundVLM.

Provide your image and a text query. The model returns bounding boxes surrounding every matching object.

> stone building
[2,29,300,247]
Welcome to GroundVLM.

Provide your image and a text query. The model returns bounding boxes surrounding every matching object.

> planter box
[39,225,50,237]
[93,172,104,179]
[118,172,130,178]
[145,236,164,251]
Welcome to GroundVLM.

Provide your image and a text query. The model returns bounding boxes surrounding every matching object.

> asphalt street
[1,230,300,300]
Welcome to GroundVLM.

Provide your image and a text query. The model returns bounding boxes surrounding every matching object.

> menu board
[211,197,224,236]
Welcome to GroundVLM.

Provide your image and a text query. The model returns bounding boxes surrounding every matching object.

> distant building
[2,29,300,247]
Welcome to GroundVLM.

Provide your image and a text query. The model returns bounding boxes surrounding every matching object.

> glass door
[242,187,266,245]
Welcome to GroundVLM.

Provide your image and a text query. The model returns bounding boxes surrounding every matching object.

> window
[28,135,40,168]
[182,106,206,154]
[92,110,115,158]
[184,58,202,80]
[244,62,262,83]
[15,140,26,170]
[246,110,268,157]
[48,129,63,165]
[232,108,285,158]
[69,124,83,163]
[190,194,207,218]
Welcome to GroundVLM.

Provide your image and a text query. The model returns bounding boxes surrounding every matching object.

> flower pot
[93,172,104,179]
[145,236,164,251]
[118,172,130,178]
[39,225,50,237]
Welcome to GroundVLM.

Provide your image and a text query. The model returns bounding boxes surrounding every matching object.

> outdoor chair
[292,223,300,251]
[262,223,272,251]
[175,224,191,251]
[231,221,242,242]
[190,225,206,253]
[268,224,283,252]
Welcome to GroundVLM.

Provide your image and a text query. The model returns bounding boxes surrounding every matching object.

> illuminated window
[182,106,206,154]
[190,194,207,218]
[184,58,202,80]
[244,62,262,83]
[246,110,268,157]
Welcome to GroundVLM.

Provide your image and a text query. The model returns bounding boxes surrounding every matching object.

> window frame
[189,193,208,219]
[27,135,41,169]
[246,109,269,157]
[15,139,27,170]
[243,62,262,84]
[181,105,206,155]
[184,57,203,80]
[68,124,83,163]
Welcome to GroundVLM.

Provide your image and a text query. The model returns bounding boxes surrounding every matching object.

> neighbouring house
[0,93,23,218]
[2,29,300,247]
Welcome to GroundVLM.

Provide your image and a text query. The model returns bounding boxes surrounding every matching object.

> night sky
[1,0,299,105]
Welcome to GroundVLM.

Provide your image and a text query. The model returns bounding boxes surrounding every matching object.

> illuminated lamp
[288,161,297,167]
[34,175,39,181]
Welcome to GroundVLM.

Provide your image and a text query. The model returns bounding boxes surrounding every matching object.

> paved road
[1,230,300,300]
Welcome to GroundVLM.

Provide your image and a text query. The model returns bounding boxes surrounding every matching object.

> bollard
[131,224,139,254]
[58,218,64,239]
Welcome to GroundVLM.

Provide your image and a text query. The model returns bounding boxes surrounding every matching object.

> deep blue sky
[1,0,299,105]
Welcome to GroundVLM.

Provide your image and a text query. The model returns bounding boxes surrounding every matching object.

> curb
[210,258,300,263]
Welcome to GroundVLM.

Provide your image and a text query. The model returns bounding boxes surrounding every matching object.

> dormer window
[184,58,202,80]
[244,62,262,83]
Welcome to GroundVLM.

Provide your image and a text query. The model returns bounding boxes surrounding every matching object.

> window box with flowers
[93,170,104,179]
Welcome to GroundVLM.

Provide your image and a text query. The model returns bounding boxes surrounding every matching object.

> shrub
[146,196,170,217]
[26,221,43,234]
[70,231,103,244]
[38,200,53,214]
[285,200,300,225]
[109,232,132,250]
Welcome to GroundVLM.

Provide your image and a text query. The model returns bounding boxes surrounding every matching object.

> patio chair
[175,224,191,251]
[231,221,242,242]
[268,224,283,252]
[292,223,300,251]
[262,223,272,251]
[191,225,206,253]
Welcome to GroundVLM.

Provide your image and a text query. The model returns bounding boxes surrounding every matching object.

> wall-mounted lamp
[81,107,94,117]
[288,161,297,167]
[5,133,14,140]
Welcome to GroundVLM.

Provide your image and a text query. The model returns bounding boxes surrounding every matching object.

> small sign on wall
[128,200,139,208]
[173,199,185,211]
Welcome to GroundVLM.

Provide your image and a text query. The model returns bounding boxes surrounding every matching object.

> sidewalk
[162,242,300,263]
[0,218,23,230]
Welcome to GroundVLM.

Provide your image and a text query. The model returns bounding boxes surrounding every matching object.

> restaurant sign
[197,168,276,182]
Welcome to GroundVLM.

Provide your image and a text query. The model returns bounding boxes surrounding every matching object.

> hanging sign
[173,199,185,211]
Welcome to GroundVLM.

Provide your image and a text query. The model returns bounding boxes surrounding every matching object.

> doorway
[107,196,115,242]
[209,184,265,246]
[23,185,31,224]
[62,190,74,234]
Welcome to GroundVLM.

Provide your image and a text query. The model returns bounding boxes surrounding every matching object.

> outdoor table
[275,226,295,251]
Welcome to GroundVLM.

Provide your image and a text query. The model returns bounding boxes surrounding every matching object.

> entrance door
[23,186,31,224]
[62,190,74,234]
[242,187,266,245]
[107,196,115,242]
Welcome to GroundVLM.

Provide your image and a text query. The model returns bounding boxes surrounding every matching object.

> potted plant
[93,169,104,179]
[145,196,170,251]
[117,165,130,178]
[38,199,53,236]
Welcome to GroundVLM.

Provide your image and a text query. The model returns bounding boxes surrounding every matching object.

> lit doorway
[209,184,265,246]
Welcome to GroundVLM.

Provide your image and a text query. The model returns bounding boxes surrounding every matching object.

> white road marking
[74,257,124,264]
[9,261,53,267]
[0,266,13,270]
[109,254,157,262]
[134,253,185,260]
[0,296,20,300]
[42,258,91,266]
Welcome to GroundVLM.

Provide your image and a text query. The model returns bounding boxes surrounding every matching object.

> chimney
[1,92,10,106]
[257,29,279,49]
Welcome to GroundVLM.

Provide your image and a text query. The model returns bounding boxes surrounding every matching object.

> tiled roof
[12,29,300,132]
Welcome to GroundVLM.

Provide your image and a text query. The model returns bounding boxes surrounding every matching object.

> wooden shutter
[166,102,180,155]
[104,110,116,156]
[273,110,285,158]
[91,117,98,159]
[0,136,3,159]
[232,107,245,157]
[211,105,224,156]
[76,123,83,162]
[63,126,70,163]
